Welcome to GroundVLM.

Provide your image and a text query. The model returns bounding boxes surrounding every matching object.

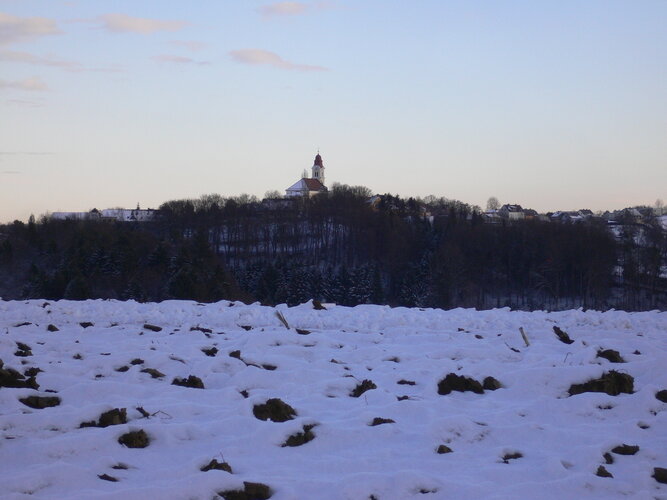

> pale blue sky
[1,1,665,222]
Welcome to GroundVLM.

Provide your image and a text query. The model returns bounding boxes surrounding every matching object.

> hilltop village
[49,152,667,229]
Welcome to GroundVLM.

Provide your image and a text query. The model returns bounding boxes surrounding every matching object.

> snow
[1,300,666,499]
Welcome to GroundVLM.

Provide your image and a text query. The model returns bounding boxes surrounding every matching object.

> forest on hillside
[1,186,665,311]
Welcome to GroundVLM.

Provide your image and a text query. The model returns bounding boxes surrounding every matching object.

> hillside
[1,300,666,499]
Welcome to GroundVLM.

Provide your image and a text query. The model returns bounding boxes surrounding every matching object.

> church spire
[311,151,325,185]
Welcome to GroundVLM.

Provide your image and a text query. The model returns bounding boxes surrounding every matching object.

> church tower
[311,152,325,186]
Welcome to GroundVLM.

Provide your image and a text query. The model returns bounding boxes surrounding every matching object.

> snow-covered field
[1,300,666,500]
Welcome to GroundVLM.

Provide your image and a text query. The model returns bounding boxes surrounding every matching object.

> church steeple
[311,151,325,186]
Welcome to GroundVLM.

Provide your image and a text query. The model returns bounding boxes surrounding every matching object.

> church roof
[314,153,323,167]
[286,178,327,192]
[303,178,325,190]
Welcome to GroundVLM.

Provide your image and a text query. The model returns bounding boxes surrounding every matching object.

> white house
[285,153,328,197]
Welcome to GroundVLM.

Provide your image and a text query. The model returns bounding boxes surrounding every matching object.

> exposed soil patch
[115,365,129,372]
[253,398,296,422]
[295,328,311,335]
[437,373,484,395]
[98,473,118,482]
[190,326,213,334]
[140,368,165,379]
[143,324,162,332]
[0,360,39,389]
[655,390,667,403]
[397,379,416,386]
[350,379,377,398]
[15,342,32,357]
[79,322,94,328]
[482,376,502,391]
[501,452,523,463]
[200,459,232,473]
[19,395,60,409]
[611,444,639,455]
[118,430,149,448]
[172,375,205,389]
[312,300,326,310]
[596,349,625,363]
[130,358,144,365]
[80,408,127,428]
[201,347,218,357]
[218,481,272,500]
[282,424,316,447]
[369,417,395,426]
[596,466,613,478]
[436,445,453,454]
[653,467,667,484]
[553,326,574,344]
[603,452,614,464]
[568,371,634,396]
[47,324,59,332]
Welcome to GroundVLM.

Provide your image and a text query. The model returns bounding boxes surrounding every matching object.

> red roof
[303,178,326,191]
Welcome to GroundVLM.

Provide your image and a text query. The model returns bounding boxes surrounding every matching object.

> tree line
[0,186,665,310]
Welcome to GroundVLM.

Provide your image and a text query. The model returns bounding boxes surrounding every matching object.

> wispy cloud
[259,2,334,18]
[95,14,187,34]
[5,98,44,107]
[0,50,82,71]
[1,170,21,175]
[229,49,326,72]
[152,54,209,65]
[0,12,60,46]
[0,76,48,91]
[170,40,206,52]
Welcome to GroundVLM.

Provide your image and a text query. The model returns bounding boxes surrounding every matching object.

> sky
[0,1,665,222]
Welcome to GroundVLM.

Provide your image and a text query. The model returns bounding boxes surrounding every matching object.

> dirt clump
[0,360,39,389]
[19,395,60,409]
[143,323,162,332]
[655,390,667,403]
[437,373,484,395]
[313,300,326,310]
[350,379,377,398]
[118,430,149,448]
[611,444,639,455]
[14,342,32,357]
[553,326,574,344]
[201,347,218,357]
[79,322,94,328]
[501,452,523,463]
[482,376,502,391]
[98,473,118,482]
[81,408,127,428]
[436,445,453,454]
[218,481,272,500]
[47,324,59,332]
[597,349,625,363]
[653,467,667,484]
[253,398,296,422]
[369,417,395,426]
[282,424,316,447]
[200,459,232,473]
[130,358,144,365]
[397,379,416,386]
[567,371,634,396]
[596,466,613,478]
[172,375,205,389]
[140,368,165,379]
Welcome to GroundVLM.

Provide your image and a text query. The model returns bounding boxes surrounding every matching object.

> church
[285,153,328,197]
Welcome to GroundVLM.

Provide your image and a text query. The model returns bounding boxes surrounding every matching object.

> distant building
[285,153,328,197]
[498,204,525,221]
[51,205,158,222]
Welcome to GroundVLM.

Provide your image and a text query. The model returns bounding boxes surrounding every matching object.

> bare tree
[486,196,500,211]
